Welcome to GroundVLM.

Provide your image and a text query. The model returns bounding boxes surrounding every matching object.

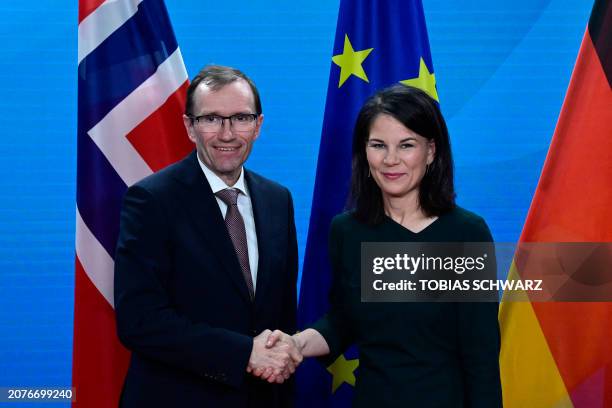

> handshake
[247,329,303,384]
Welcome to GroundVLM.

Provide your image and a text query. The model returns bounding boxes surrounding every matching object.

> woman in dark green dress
[266,85,502,407]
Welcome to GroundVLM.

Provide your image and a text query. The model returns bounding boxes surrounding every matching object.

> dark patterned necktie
[216,188,254,299]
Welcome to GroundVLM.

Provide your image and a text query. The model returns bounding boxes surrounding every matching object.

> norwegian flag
[74,0,192,406]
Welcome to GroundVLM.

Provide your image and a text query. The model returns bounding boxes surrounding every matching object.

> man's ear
[253,114,264,140]
[183,115,196,143]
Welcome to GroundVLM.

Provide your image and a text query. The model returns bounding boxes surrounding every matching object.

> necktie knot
[216,188,240,206]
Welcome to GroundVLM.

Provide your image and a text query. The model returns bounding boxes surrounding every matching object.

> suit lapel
[245,170,273,306]
[174,151,252,303]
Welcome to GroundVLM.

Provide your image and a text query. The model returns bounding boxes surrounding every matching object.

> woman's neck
[383,192,436,232]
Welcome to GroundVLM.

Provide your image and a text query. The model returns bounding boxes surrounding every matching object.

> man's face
[183,79,263,186]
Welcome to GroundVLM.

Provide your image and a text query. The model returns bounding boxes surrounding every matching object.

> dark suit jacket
[114,151,298,408]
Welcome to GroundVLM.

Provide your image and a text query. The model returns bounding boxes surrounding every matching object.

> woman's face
[366,114,435,200]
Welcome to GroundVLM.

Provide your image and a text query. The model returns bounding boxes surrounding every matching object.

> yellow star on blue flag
[327,354,359,393]
[332,34,373,88]
[400,57,439,102]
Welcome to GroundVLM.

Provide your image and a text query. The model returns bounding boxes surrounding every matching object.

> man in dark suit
[114,65,300,407]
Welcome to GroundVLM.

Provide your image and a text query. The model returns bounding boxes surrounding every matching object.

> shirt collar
[197,154,249,196]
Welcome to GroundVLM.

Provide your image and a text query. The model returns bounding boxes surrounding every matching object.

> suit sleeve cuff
[198,331,253,388]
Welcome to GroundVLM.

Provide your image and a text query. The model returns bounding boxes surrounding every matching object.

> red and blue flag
[74,1,191,406]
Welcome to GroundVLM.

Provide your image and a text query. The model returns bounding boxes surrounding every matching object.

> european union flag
[297,0,438,406]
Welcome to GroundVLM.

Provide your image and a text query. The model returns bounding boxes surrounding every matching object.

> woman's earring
[368,169,371,178]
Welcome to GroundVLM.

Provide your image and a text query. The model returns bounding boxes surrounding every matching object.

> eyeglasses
[187,113,258,133]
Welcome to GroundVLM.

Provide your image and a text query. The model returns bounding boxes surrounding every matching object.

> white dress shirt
[197,157,259,293]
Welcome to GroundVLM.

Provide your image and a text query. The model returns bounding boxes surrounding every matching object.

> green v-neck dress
[311,207,502,407]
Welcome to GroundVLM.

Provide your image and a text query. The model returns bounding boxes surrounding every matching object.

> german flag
[499,0,612,407]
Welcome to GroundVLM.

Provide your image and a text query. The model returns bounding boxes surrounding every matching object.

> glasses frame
[187,113,259,133]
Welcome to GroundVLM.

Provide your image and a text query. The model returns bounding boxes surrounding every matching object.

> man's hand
[247,329,302,383]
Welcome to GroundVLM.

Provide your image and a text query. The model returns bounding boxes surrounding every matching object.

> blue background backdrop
[0,0,592,404]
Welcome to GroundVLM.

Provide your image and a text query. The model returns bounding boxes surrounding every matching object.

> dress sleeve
[309,216,355,364]
[457,215,503,407]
